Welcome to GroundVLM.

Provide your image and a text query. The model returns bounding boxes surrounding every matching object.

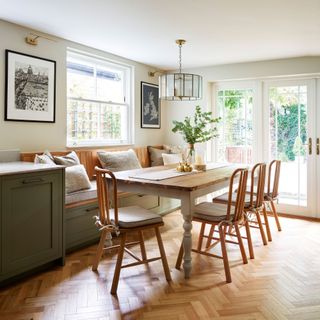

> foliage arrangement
[172,106,220,145]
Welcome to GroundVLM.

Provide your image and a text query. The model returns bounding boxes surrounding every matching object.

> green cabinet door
[0,170,64,280]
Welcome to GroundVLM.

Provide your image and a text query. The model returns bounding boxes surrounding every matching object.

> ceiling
[1,0,320,69]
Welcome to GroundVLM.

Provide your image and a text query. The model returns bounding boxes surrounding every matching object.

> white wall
[163,56,320,145]
[0,19,164,152]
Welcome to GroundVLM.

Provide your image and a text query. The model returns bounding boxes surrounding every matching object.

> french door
[264,79,317,217]
[214,79,319,217]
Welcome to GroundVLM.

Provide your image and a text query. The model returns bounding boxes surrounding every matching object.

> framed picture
[141,81,160,128]
[5,50,56,123]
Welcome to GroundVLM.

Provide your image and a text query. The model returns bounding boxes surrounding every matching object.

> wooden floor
[1,210,320,320]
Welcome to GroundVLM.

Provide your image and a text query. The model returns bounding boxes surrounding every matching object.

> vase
[186,143,195,164]
[194,143,206,171]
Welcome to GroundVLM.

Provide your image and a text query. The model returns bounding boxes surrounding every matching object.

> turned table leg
[180,193,194,279]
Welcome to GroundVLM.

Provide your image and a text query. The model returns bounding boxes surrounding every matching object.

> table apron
[116,179,229,201]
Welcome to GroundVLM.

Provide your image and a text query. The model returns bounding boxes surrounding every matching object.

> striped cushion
[193,202,234,222]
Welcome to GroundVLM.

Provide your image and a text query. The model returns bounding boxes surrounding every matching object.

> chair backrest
[95,166,119,226]
[226,168,248,222]
[267,160,281,199]
[249,163,266,209]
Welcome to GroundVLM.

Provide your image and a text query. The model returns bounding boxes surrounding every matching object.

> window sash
[67,98,130,147]
[66,50,132,147]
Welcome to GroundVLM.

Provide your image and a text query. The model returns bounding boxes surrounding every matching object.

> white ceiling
[1,0,320,69]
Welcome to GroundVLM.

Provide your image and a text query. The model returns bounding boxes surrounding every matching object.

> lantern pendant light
[159,39,202,101]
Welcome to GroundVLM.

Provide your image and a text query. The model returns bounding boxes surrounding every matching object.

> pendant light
[159,39,202,101]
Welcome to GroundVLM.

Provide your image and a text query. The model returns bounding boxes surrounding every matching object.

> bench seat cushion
[65,180,98,205]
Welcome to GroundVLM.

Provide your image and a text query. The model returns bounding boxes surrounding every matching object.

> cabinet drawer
[66,202,100,251]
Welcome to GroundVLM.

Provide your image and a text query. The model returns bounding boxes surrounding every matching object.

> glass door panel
[216,89,253,164]
[269,85,307,206]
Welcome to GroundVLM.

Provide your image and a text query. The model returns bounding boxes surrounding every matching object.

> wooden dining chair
[92,167,171,295]
[212,163,269,245]
[176,168,251,283]
[264,160,282,232]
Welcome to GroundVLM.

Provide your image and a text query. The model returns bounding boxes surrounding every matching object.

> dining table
[113,163,238,279]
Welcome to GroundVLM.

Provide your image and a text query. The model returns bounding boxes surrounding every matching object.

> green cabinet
[0,167,64,285]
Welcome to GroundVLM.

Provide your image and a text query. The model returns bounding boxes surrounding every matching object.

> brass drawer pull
[317,138,320,155]
[22,178,44,184]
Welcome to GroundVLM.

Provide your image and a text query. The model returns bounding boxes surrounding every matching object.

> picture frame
[141,81,160,129]
[5,50,56,123]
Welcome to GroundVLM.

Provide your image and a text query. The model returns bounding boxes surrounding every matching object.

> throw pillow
[97,149,142,172]
[147,146,169,166]
[54,151,80,167]
[34,150,56,165]
[163,144,183,154]
[65,164,92,194]
[162,153,183,165]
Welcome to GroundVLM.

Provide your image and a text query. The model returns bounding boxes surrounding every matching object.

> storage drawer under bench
[65,193,159,251]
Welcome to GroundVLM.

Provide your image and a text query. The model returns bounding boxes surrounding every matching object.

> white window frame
[66,49,134,147]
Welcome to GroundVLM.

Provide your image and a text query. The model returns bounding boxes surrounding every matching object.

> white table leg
[180,193,194,279]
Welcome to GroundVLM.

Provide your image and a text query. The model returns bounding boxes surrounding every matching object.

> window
[216,88,254,164]
[66,51,132,147]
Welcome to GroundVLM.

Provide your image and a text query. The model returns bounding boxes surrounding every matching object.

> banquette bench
[21,146,180,251]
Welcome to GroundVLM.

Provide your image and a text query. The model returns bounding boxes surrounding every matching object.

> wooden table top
[114,164,241,192]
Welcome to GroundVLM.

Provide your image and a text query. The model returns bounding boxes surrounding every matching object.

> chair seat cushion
[193,202,234,222]
[213,192,253,208]
[111,206,163,228]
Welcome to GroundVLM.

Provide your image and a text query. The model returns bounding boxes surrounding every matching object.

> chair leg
[92,229,109,271]
[219,224,231,283]
[155,227,171,281]
[139,230,147,261]
[262,204,272,242]
[110,233,127,295]
[175,242,184,270]
[197,222,206,251]
[206,224,215,248]
[270,200,282,231]
[234,224,248,264]
[244,218,254,259]
[255,210,268,245]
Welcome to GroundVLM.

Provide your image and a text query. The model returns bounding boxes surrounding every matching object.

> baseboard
[276,212,320,222]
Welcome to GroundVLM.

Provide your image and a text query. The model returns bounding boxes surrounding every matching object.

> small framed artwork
[5,50,56,123]
[141,81,160,129]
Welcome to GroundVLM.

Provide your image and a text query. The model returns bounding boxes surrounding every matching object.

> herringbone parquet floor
[1,210,320,320]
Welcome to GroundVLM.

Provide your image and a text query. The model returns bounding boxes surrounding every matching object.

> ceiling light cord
[179,42,182,74]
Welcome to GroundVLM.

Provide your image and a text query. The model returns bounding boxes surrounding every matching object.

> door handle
[317,138,320,155]
[308,137,312,155]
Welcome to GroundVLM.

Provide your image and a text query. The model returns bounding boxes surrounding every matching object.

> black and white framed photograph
[141,81,160,129]
[5,50,56,123]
